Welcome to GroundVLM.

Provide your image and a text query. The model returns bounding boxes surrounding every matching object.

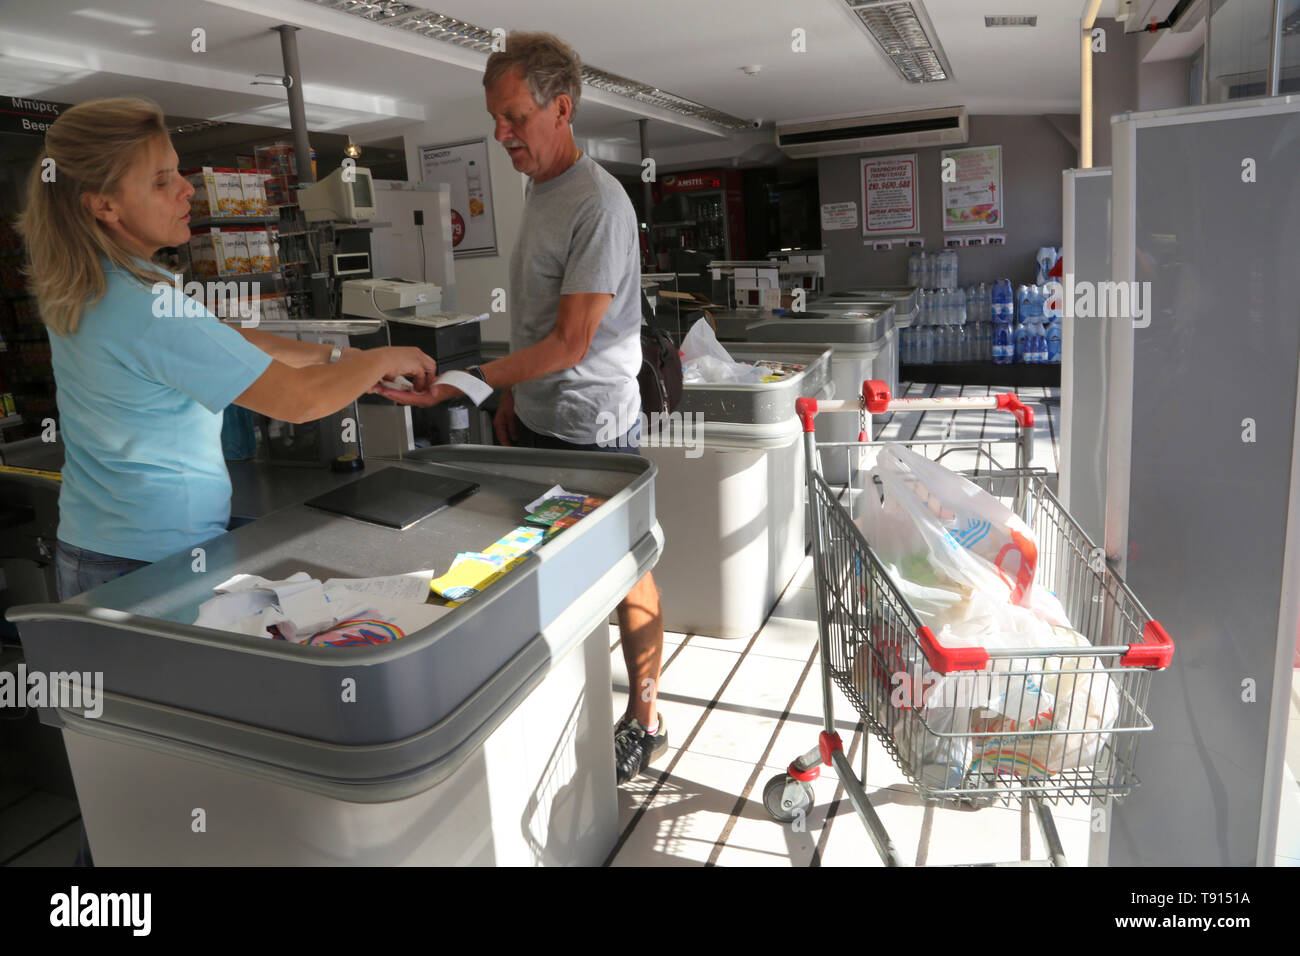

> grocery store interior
[1,0,1298,869]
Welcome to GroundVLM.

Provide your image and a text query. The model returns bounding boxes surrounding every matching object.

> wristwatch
[328,345,343,364]
[465,365,488,385]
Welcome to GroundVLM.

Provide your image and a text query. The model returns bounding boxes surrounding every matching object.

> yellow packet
[430,553,508,606]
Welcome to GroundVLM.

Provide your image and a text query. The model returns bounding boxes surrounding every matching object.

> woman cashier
[17,98,434,863]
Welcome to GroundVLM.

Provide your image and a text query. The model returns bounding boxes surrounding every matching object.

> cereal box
[213,168,245,216]
[240,172,268,215]
[213,228,249,275]
[188,230,218,279]
[183,167,218,219]
[245,228,273,273]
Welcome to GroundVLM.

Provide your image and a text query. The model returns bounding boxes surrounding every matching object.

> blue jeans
[54,540,151,603]
[53,540,152,868]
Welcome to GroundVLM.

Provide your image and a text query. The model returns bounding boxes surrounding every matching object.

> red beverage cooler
[651,169,745,265]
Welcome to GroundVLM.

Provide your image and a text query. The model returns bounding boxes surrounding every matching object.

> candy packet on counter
[524,494,608,527]
[482,525,547,560]
[430,552,508,605]
[430,525,549,605]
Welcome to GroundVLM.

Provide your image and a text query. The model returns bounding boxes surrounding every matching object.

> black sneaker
[614,714,667,785]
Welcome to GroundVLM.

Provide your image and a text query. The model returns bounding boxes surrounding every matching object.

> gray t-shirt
[509,153,641,444]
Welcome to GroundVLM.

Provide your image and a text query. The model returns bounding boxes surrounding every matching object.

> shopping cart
[764,380,1175,866]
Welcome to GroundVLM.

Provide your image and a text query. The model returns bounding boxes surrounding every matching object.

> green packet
[524,497,581,527]
[524,494,608,527]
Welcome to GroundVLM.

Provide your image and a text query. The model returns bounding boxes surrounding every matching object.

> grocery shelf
[900,361,1061,388]
[189,215,281,228]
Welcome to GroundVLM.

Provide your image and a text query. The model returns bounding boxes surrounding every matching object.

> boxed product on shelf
[239,171,268,215]
[213,168,246,216]
[183,167,219,219]
[255,144,296,180]
[213,228,250,275]
[245,228,273,273]
[259,292,288,323]
[188,230,219,279]
[262,174,292,208]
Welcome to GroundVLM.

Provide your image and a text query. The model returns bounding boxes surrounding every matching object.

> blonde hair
[17,97,172,336]
[484,31,583,121]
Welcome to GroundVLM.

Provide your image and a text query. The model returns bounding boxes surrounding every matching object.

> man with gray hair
[381,31,667,785]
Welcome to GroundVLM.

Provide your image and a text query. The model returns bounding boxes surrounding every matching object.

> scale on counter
[305,468,478,529]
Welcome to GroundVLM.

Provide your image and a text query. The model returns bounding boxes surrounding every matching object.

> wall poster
[419,138,497,257]
[861,153,918,236]
[941,144,1003,232]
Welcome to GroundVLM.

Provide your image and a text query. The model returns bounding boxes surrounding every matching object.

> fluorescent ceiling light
[844,0,954,83]
[984,15,1037,27]
[70,9,156,30]
[298,0,755,130]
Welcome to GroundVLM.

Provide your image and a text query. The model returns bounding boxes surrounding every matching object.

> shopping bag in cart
[867,444,1060,618]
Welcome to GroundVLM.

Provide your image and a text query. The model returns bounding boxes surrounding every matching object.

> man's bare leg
[616,570,663,729]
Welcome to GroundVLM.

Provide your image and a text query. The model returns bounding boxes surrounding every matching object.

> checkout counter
[7,447,663,865]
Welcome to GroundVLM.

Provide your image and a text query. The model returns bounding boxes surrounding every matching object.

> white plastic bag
[870,443,1057,616]
[680,317,764,384]
[849,446,1118,784]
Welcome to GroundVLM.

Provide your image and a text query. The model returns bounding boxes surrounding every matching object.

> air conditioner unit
[775,106,968,159]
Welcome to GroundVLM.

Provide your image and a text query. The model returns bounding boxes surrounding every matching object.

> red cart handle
[1120,620,1175,669]
[796,382,1035,432]
[795,396,820,433]
[917,626,990,674]
[995,393,1035,428]
[863,379,891,414]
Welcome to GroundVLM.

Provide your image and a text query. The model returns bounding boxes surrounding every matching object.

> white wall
[401,94,526,343]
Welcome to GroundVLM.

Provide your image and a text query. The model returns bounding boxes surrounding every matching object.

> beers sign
[2,96,72,136]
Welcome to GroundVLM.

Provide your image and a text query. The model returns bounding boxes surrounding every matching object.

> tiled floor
[5,384,1299,867]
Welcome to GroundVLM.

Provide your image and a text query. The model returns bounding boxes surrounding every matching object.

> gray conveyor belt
[8,446,662,801]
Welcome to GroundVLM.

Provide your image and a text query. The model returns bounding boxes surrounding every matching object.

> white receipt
[526,485,571,513]
[435,369,493,406]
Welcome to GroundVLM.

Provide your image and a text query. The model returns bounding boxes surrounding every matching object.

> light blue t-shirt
[49,257,272,562]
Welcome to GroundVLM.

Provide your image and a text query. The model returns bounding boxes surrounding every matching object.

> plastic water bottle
[448,403,471,443]
[1047,318,1062,364]
[954,288,968,361]
[990,278,1014,364]
[993,323,1013,365]
[908,253,922,289]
